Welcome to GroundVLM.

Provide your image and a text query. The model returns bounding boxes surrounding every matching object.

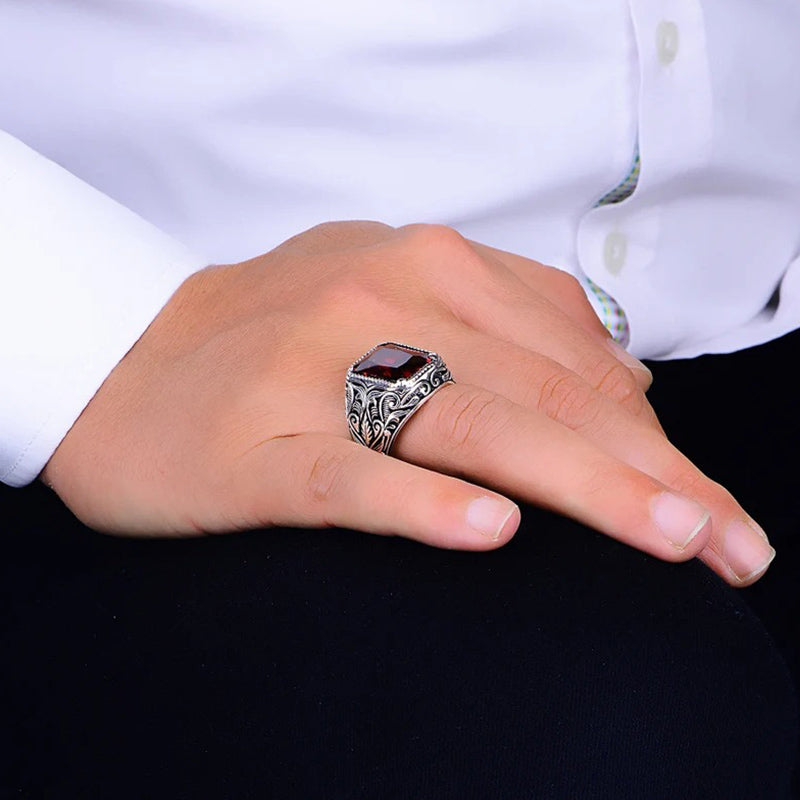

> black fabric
[2,329,799,799]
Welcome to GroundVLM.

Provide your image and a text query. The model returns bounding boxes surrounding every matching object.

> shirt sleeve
[0,130,206,487]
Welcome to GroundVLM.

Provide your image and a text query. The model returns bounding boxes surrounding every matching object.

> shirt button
[656,20,679,65]
[603,232,628,275]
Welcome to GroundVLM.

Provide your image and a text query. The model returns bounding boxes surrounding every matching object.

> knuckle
[551,268,588,300]
[537,372,601,430]
[306,445,354,506]
[305,220,348,240]
[397,224,477,270]
[538,266,593,308]
[398,222,468,252]
[395,224,494,292]
[591,361,645,414]
[534,268,609,336]
[435,386,508,454]
[306,220,394,247]
[346,219,397,238]
[278,220,396,259]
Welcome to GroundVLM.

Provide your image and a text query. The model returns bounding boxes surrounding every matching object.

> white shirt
[2,0,800,486]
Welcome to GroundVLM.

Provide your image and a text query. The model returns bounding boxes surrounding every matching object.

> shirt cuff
[0,130,206,487]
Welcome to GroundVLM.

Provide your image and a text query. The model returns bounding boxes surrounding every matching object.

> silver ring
[345,342,454,455]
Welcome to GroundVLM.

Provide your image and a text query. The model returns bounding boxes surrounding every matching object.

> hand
[42,221,776,586]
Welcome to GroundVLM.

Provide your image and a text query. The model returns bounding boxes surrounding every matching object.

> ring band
[345,342,454,455]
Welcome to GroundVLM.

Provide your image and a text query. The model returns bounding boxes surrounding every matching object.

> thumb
[230,432,521,550]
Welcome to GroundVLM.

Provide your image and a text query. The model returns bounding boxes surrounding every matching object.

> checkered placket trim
[582,147,640,348]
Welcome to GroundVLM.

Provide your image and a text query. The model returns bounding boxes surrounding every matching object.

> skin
[42,221,775,586]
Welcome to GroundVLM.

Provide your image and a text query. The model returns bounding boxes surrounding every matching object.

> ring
[345,342,454,455]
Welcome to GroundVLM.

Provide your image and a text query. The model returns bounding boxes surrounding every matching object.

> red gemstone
[353,344,431,381]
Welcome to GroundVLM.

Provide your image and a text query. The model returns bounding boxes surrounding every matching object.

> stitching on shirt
[1,412,57,484]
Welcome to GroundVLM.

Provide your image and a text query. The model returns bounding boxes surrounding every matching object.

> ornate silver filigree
[345,343,454,454]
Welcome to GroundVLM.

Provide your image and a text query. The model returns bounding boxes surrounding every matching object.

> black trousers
[2,329,799,799]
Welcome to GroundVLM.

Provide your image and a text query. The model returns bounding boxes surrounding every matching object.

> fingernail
[467,496,519,541]
[723,519,776,583]
[605,339,653,386]
[651,492,711,550]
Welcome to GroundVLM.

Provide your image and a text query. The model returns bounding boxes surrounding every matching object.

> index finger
[467,239,653,392]
[466,239,612,343]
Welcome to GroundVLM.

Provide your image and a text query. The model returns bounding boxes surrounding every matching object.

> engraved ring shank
[345,342,454,455]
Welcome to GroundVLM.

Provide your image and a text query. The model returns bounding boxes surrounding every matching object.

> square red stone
[353,344,430,381]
